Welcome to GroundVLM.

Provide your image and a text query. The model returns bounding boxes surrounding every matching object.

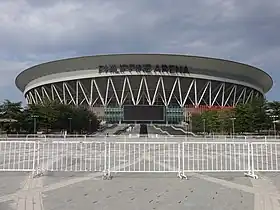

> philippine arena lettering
[98,64,189,74]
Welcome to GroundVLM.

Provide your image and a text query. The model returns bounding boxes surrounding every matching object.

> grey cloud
[0,0,279,101]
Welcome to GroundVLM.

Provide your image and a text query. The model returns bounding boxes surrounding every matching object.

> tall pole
[0,111,5,134]
[266,110,278,138]
[271,115,278,138]
[68,117,72,134]
[89,119,92,133]
[34,117,36,134]
[232,119,234,137]
[31,115,38,135]
[274,121,276,138]
[230,117,236,139]
[203,119,206,137]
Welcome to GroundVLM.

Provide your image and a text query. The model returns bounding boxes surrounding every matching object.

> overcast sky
[0,0,279,103]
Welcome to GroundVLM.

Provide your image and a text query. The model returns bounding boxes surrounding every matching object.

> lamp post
[89,119,92,134]
[202,118,206,137]
[273,120,277,137]
[0,111,5,134]
[271,116,279,138]
[265,109,277,137]
[230,117,236,138]
[269,115,278,138]
[68,117,72,134]
[31,115,39,134]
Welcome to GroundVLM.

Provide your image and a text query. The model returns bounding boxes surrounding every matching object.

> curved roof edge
[15,53,273,93]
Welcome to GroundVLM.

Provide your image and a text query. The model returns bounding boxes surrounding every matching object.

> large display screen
[123,105,165,121]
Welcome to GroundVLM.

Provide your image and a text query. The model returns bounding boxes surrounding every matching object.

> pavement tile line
[191,173,256,194]
[198,144,280,210]
[154,156,280,210]
[4,149,61,210]
[250,177,280,210]
[15,168,45,210]
[43,154,146,193]
[0,153,145,210]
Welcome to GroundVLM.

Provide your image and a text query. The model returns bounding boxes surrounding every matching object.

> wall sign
[98,64,189,74]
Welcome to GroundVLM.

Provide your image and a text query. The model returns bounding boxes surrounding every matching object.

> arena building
[15,54,273,124]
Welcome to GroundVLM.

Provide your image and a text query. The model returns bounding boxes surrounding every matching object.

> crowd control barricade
[0,141,37,172]
[251,142,280,172]
[106,142,182,176]
[3,138,280,180]
[181,142,252,175]
[34,141,107,175]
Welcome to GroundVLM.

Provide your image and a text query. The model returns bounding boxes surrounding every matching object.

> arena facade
[15,54,273,123]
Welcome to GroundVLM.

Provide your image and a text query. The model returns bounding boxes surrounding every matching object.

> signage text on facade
[98,64,189,74]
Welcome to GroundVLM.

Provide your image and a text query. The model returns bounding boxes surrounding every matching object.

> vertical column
[194,79,197,107]
[76,81,79,106]
[209,81,212,107]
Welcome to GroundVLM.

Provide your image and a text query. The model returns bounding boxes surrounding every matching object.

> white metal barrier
[107,142,181,175]
[251,142,280,172]
[182,142,250,172]
[2,140,280,179]
[2,135,280,144]
[36,141,107,173]
[0,141,37,172]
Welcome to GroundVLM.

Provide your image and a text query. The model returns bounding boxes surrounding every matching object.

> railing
[170,125,197,136]
[251,142,280,171]
[36,141,107,172]
[0,141,37,172]
[152,125,171,136]
[182,142,250,172]
[107,142,181,174]
[1,139,280,179]
[1,134,280,141]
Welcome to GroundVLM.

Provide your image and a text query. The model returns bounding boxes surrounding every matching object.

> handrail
[152,125,171,136]
[170,125,197,137]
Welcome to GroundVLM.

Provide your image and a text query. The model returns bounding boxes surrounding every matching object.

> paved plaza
[1,139,280,209]
[1,171,280,210]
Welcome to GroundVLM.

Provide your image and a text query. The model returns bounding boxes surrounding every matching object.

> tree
[70,106,99,133]
[191,110,222,134]
[266,101,280,116]
[0,100,23,117]
[233,98,271,134]
[234,103,254,133]
[0,97,278,135]
[265,101,280,133]
[50,102,73,132]
[0,99,100,134]
[0,100,23,133]
[250,98,271,133]
[191,113,203,133]
[201,110,221,133]
[24,102,100,134]
[25,101,61,133]
[218,109,235,134]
